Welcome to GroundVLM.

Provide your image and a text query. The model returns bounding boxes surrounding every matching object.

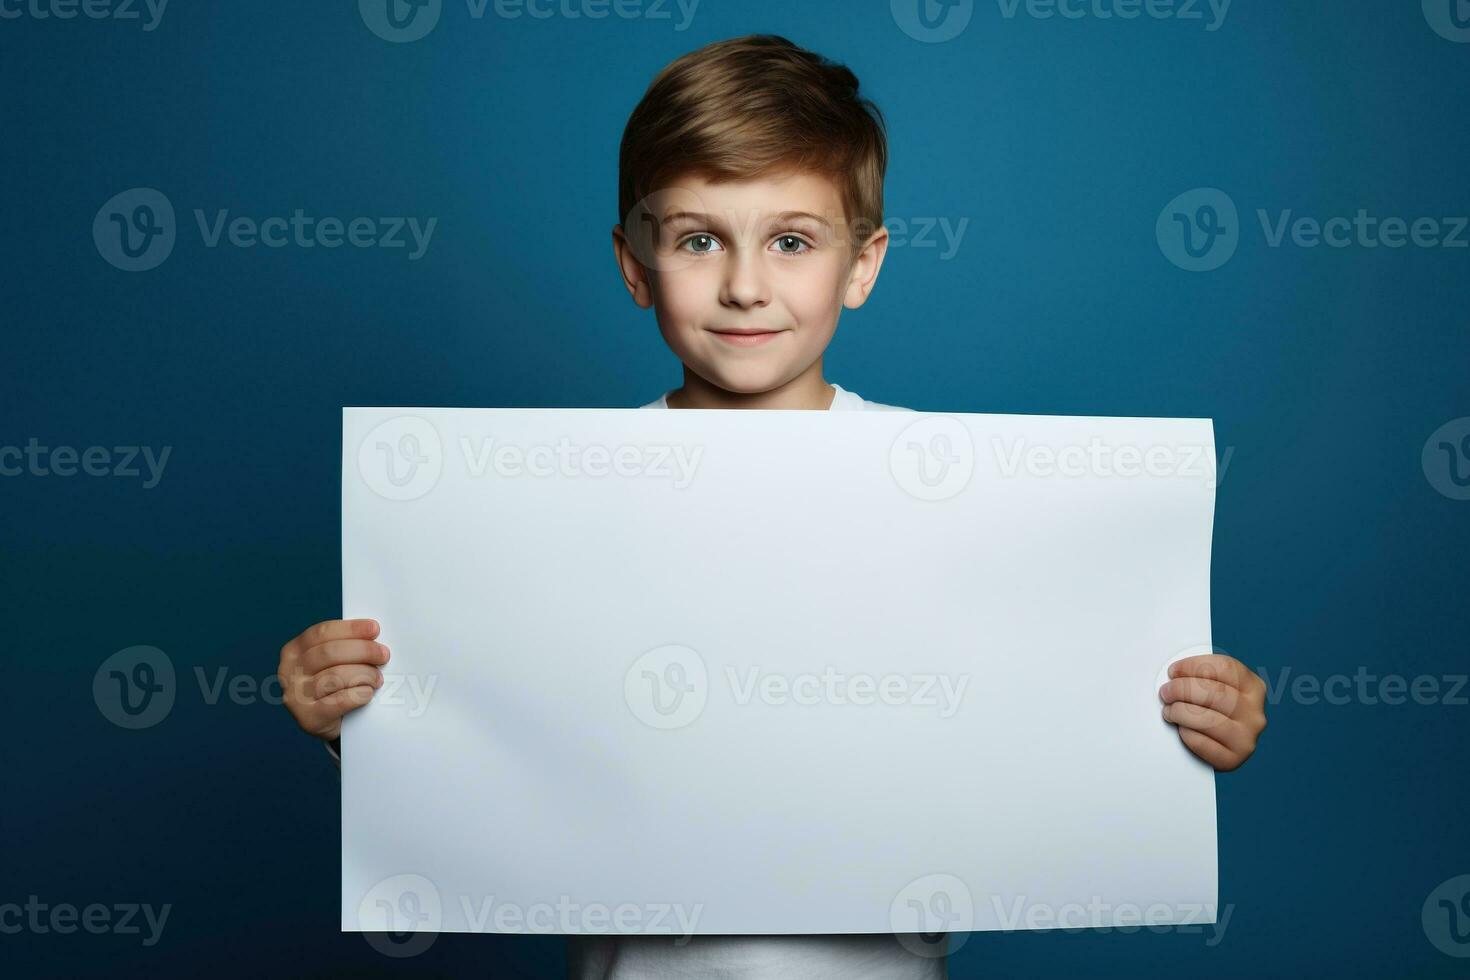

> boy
[277,34,1268,979]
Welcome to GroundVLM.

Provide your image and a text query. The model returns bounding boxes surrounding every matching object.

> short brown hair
[618,34,887,246]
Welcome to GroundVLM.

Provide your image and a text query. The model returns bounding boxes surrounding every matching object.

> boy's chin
[695,360,805,397]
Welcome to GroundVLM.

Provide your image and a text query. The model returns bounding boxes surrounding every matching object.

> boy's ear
[842,224,890,310]
[611,224,655,309]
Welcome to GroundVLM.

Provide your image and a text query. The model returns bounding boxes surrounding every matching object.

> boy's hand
[1158,654,1267,772]
[278,619,390,741]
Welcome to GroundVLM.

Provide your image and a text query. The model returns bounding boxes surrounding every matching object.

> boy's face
[613,171,888,397]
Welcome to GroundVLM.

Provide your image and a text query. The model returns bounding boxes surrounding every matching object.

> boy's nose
[718,250,770,309]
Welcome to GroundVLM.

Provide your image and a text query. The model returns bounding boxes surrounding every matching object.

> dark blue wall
[3,1,1468,976]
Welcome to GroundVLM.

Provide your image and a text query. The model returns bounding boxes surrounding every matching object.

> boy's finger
[1176,726,1240,770]
[1164,702,1255,753]
[299,638,390,675]
[1162,700,1232,735]
[310,664,384,702]
[1168,654,1248,689]
[314,685,377,720]
[1159,676,1241,717]
[283,619,379,659]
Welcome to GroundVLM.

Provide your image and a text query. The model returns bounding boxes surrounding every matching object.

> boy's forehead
[663,170,846,222]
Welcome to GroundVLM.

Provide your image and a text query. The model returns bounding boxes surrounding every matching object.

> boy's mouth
[707,327,786,347]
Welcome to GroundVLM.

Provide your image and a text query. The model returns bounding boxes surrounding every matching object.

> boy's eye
[773,235,811,255]
[680,234,722,254]
[674,234,811,255]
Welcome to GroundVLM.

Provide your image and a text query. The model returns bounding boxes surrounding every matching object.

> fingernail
[374,669,383,688]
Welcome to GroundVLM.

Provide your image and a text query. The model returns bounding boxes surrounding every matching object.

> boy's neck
[667,362,836,411]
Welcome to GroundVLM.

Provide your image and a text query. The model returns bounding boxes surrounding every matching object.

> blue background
[3,0,1468,976]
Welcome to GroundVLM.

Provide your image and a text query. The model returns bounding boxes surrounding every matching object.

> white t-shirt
[640,381,909,414]
[567,382,945,980]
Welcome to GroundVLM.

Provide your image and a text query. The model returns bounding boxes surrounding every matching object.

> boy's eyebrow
[770,210,834,229]
[661,209,835,231]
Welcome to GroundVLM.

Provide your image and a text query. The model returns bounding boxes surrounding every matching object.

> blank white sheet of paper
[341,407,1219,937]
